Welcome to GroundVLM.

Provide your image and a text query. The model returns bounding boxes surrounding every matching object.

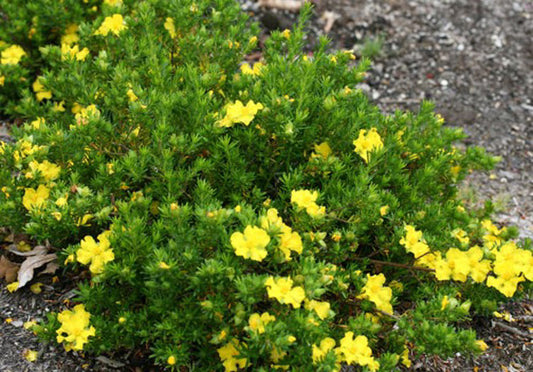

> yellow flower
[476,340,488,351]
[338,332,379,371]
[265,276,305,308]
[281,29,291,39]
[0,75,5,86]
[353,128,384,163]
[164,17,177,38]
[6,281,19,292]
[380,205,389,216]
[310,142,332,160]
[290,189,326,217]
[1,45,26,65]
[401,346,411,367]
[357,273,393,314]
[452,228,470,245]
[167,355,176,365]
[23,349,38,362]
[305,300,331,320]
[76,231,114,274]
[441,295,449,310]
[312,337,336,364]
[127,88,138,102]
[94,14,127,36]
[26,160,61,181]
[240,62,264,76]
[230,225,270,261]
[248,312,276,334]
[217,100,264,127]
[399,225,430,259]
[158,261,171,269]
[33,78,52,101]
[56,304,96,351]
[104,0,123,6]
[278,230,303,261]
[217,339,247,372]
[22,185,50,211]
[61,44,90,61]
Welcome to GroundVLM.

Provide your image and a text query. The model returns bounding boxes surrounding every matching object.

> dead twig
[492,320,533,339]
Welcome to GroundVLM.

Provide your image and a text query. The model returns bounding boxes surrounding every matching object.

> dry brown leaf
[0,255,20,283]
[17,253,57,288]
[39,261,59,275]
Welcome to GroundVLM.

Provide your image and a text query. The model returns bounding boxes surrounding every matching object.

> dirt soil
[1,0,532,371]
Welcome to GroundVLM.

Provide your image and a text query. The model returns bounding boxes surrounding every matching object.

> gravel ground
[1,0,532,370]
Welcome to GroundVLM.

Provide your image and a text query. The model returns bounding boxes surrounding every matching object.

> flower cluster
[312,332,379,371]
[217,339,247,372]
[1,45,26,65]
[94,14,127,36]
[487,241,532,297]
[56,304,96,351]
[290,189,326,218]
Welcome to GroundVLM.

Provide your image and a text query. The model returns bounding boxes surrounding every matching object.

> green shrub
[1,0,531,371]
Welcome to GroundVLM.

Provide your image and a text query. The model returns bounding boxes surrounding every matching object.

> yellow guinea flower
[94,14,127,36]
[248,312,276,334]
[230,225,270,261]
[265,276,305,308]
[279,229,303,261]
[433,248,470,282]
[217,100,264,128]
[310,141,332,160]
[399,225,430,259]
[164,17,177,39]
[167,355,176,365]
[353,128,384,163]
[60,44,90,61]
[103,0,123,6]
[291,189,318,209]
[380,205,389,216]
[305,299,331,320]
[22,184,50,211]
[76,231,114,274]
[465,246,492,283]
[357,273,393,314]
[217,339,247,372]
[312,337,336,364]
[1,45,26,65]
[240,62,264,76]
[338,332,379,372]
[452,228,470,245]
[25,160,61,181]
[56,304,96,351]
[291,189,326,217]
[32,78,52,101]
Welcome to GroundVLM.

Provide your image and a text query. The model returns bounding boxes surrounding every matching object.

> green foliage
[0,0,531,371]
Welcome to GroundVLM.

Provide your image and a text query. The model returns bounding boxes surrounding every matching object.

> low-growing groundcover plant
[0,0,532,370]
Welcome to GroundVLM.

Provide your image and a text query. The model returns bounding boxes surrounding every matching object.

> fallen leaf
[39,261,59,275]
[17,253,57,288]
[0,255,20,283]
